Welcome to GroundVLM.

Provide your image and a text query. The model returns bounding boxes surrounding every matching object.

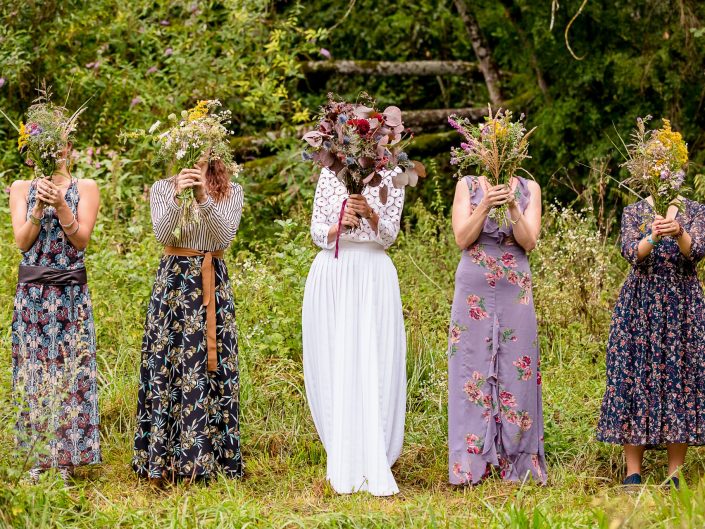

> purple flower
[146,66,158,75]
[460,142,473,152]
[660,169,670,180]
[164,47,173,57]
[130,96,142,108]
[4,186,10,194]
[160,19,170,26]
[0,77,5,88]
[319,48,332,60]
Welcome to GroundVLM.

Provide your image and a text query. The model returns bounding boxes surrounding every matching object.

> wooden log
[404,107,487,129]
[301,60,477,76]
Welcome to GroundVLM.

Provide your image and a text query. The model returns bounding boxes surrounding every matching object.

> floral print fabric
[448,176,546,485]
[12,179,101,469]
[597,199,705,445]
[132,255,243,479]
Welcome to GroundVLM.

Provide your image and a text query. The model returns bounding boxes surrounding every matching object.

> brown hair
[206,159,232,202]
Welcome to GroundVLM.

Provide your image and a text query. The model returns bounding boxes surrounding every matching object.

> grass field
[3,196,705,529]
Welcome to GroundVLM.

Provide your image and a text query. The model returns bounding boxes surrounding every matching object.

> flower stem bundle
[123,99,239,239]
[302,93,425,203]
[449,106,536,227]
[1,86,87,207]
[617,116,688,217]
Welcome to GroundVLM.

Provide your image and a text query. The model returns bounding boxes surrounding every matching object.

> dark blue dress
[597,199,705,445]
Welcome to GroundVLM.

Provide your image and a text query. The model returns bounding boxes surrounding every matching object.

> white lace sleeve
[371,180,404,249]
[310,169,339,250]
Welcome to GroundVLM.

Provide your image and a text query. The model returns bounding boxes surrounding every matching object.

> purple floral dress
[597,199,705,445]
[11,179,100,469]
[448,176,546,485]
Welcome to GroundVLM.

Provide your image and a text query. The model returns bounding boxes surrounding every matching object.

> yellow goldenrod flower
[187,100,210,121]
[17,121,28,151]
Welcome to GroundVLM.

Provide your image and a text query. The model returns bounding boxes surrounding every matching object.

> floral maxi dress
[448,176,546,485]
[11,179,101,470]
[597,199,705,445]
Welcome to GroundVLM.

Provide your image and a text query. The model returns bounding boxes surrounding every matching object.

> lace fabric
[310,168,405,250]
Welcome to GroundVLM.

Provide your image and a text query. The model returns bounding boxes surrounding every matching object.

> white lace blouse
[310,168,405,250]
[150,178,244,251]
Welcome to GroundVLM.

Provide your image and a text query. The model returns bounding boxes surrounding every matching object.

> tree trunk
[301,60,477,76]
[453,0,504,106]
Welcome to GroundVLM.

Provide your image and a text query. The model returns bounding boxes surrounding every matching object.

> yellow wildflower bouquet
[621,116,688,216]
[449,106,536,227]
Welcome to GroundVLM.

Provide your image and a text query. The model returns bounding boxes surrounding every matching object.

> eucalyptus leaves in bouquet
[301,93,425,204]
[618,116,688,217]
[449,106,536,227]
[132,100,239,239]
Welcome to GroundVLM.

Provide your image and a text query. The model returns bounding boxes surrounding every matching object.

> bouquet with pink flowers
[302,93,425,203]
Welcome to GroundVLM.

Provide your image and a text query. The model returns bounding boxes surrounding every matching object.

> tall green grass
[2,195,705,528]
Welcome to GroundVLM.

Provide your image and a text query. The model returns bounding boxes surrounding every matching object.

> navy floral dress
[11,179,101,469]
[597,199,705,445]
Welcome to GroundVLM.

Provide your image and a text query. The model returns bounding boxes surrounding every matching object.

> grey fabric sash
[18,265,87,286]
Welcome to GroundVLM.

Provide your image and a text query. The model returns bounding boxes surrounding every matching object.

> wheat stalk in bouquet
[449,105,536,227]
[614,115,688,219]
[124,100,239,239]
[1,85,88,208]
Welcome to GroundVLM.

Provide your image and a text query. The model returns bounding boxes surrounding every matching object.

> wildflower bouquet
[302,93,425,204]
[619,116,688,217]
[1,87,87,205]
[449,106,536,227]
[134,100,239,239]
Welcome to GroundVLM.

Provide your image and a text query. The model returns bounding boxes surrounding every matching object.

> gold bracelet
[29,213,42,226]
[67,222,80,236]
[510,214,521,225]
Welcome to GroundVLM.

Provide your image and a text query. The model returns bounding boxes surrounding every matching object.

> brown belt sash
[18,265,88,286]
[164,246,224,372]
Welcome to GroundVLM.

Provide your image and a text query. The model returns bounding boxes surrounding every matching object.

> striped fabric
[150,178,244,251]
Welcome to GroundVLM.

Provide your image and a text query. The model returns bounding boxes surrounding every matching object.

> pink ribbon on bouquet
[334,198,348,259]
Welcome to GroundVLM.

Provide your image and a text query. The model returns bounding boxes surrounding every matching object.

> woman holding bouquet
[9,100,101,481]
[446,110,545,485]
[597,118,705,489]
[302,166,406,496]
[132,157,244,482]
[301,96,423,496]
[447,174,546,486]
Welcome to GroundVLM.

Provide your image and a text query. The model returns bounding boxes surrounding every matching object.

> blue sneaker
[622,473,642,486]
[668,476,680,490]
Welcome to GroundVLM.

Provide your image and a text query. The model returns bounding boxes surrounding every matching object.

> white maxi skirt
[302,241,407,496]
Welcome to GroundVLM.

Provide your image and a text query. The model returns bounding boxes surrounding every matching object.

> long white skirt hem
[303,241,406,497]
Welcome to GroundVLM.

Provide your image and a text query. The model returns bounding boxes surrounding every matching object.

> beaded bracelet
[67,222,80,236]
[675,225,685,239]
[59,215,77,229]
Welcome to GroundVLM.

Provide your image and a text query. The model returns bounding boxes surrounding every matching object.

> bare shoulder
[77,178,99,192]
[526,179,541,194]
[10,179,31,197]
[526,180,541,198]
